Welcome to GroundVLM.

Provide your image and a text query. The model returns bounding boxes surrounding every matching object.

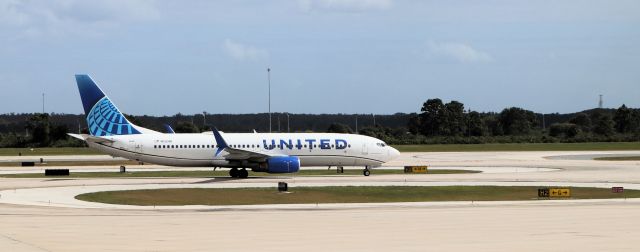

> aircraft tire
[239,168,249,178]
[229,168,239,178]
[363,168,370,176]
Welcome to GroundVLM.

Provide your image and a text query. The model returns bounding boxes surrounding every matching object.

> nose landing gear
[363,166,371,176]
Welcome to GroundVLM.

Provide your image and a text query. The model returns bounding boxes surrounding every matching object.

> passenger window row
[154,144,218,149]
[153,144,261,149]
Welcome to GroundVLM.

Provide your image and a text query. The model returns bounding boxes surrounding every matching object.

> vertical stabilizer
[75,74,154,136]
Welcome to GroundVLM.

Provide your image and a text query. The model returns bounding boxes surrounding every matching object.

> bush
[327,123,353,134]
[549,123,579,138]
[50,138,87,147]
[0,133,26,148]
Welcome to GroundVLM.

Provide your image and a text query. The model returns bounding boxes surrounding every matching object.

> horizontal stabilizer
[67,133,115,143]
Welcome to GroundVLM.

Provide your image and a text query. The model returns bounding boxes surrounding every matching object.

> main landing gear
[229,168,249,178]
[363,166,371,176]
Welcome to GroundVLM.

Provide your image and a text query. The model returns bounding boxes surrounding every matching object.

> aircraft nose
[389,147,400,160]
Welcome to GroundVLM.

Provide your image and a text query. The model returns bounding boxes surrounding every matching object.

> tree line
[387,99,637,144]
[0,112,410,147]
[0,99,638,147]
[326,99,639,144]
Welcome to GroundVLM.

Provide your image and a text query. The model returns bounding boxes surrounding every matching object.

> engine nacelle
[254,156,300,173]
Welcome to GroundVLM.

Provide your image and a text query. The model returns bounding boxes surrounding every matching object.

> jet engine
[252,156,300,173]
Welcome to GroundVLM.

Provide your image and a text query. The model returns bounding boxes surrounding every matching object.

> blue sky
[0,0,638,115]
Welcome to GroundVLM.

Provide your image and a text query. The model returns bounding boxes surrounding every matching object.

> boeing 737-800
[68,75,400,178]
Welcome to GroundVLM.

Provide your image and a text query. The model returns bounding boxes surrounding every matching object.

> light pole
[355,114,358,134]
[372,113,376,126]
[468,109,471,140]
[42,93,45,114]
[267,68,271,133]
[203,111,207,128]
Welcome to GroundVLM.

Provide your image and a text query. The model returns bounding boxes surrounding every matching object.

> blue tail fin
[75,74,142,136]
[163,124,175,134]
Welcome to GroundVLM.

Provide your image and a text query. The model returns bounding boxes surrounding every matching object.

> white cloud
[426,41,493,63]
[299,0,392,12]
[223,39,269,62]
[0,0,29,26]
[0,0,159,39]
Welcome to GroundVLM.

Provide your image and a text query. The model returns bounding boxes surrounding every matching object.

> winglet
[212,127,228,156]
[163,124,175,134]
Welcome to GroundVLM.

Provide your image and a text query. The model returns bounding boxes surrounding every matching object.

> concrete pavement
[0,151,639,251]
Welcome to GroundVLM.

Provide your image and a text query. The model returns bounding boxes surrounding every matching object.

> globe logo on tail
[87,97,140,136]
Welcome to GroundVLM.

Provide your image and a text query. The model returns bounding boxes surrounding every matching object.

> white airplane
[69,74,400,178]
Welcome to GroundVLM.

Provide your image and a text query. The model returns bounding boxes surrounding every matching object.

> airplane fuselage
[72,74,400,177]
[89,132,399,168]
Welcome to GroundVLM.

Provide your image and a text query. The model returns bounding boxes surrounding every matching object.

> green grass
[594,156,640,161]
[75,186,640,206]
[393,142,640,152]
[0,148,100,156]
[0,169,479,178]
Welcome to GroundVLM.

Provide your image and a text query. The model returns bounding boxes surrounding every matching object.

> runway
[0,151,639,251]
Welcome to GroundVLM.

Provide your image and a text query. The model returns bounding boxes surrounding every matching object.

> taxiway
[0,151,639,251]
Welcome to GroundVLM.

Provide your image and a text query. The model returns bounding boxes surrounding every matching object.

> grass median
[594,156,640,161]
[76,186,640,206]
[0,160,140,167]
[0,147,100,156]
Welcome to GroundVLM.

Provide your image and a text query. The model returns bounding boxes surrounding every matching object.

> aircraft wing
[212,128,284,162]
[67,133,115,143]
[218,148,283,161]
